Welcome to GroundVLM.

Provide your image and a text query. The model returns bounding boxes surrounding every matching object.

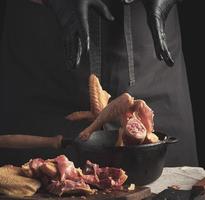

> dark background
[0,1,204,167]
[178,2,204,167]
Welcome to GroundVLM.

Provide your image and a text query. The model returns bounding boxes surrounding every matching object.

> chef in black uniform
[0,0,198,167]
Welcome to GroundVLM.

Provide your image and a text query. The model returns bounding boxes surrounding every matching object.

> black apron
[0,0,198,166]
[99,0,198,167]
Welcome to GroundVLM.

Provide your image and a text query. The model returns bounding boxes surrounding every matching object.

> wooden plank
[0,187,151,200]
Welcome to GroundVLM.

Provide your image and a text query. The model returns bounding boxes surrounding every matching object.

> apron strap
[89,11,102,80]
[124,4,135,87]
[89,5,135,85]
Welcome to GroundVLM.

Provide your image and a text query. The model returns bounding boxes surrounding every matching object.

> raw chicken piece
[121,112,147,145]
[89,74,111,116]
[54,155,83,181]
[21,155,127,196]
[132,100,159,143]
[117,100,158,146]
[22,155,94,196]
[66,74,111,121]
[66,73,157,145]
[47,179,94,196]
[132,100,154,133]
[79,93,134,140]
[22,158,44,178]
[40,161,58,178]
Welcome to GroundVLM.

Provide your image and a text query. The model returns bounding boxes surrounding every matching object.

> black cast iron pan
[64,130,178,151]
[71,130,178,185]
[0,130,178,185]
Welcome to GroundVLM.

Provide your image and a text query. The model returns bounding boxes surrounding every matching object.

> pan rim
[84,130,177,150]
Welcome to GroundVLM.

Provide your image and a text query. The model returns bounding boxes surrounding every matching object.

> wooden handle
[0,134,63,149]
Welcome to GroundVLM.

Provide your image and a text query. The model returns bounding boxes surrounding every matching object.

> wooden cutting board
[0,187,151,200]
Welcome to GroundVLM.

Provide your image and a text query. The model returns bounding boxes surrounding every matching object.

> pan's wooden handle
[0,134,63,149]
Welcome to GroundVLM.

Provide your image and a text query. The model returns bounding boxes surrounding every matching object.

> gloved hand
[123,0,180,67]
[47,0,114,69]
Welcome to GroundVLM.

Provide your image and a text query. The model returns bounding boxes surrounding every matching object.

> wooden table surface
[0,187,152,200]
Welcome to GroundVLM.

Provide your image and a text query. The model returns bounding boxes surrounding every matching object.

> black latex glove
[123,0,180,67]
[47,0,114,69]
